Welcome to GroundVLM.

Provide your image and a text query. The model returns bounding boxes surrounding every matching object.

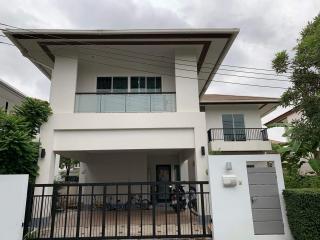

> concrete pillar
[36,56,78,186]
[50,56,78,113]
[53,154,60,179]
[175,48,199,112]
[194,114,209,182]
[36,118,56,185]
[179,151,189,181]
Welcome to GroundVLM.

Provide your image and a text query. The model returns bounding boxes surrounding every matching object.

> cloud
[0,0,319,102]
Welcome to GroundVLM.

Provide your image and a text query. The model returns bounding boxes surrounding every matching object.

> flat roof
[3,28,239,96]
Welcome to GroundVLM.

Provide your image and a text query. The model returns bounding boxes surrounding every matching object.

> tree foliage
[59,156,79,179]
[0,97,52,182]
[14,97,52,137]
[272,14,320,173]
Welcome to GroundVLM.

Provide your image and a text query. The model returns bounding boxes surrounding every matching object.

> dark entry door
[156,165,171,202]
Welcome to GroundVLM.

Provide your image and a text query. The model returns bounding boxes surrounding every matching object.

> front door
[156,165,171,202]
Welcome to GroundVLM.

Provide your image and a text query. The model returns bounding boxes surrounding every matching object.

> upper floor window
[222,114,246,141]
[130,76,146,92]
[97,76,128,93]
[97,76,161,93]
[146,77,161,92]
[97,77,111,92]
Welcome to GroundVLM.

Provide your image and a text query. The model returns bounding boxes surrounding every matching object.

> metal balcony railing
[207,128,269,142]
[75,92,176,113]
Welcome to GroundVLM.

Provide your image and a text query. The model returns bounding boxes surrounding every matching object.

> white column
[50,56,78,113]
[179,151,189,181]
[54,154,61,180]
[36,118,56,185]
[175,48,199,112]
[194,114,209,182]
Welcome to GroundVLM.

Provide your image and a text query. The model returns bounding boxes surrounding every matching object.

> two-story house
[5,29,292,240]
[6,28,241,185]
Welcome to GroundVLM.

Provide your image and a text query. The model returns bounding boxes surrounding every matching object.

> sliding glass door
[222,114,246,141]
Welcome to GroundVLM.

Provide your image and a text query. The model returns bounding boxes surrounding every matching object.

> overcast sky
[0,0,319,140]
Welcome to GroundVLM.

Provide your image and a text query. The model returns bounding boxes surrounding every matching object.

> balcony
[207,128,271,152]
[75,92,176,113]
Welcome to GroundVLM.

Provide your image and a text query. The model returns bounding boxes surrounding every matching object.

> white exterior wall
[205,104,272,151]
[285,112,301,124]
[80,152,148,183]
[50,56,78,113]
[37,48,208,184]
[208,154,292,240]
[205,104,263,129]
[175,48,199,112]
[76,55,175,93]
[0,175,29,240]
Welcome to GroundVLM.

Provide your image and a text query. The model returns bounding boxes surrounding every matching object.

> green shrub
[285,174,320,188]
[283,189,320,240]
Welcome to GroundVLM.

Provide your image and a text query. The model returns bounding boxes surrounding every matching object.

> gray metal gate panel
[247,165,284,235]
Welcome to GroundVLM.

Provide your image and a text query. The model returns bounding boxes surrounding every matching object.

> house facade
[5,29,292,240]
[0,78,26,112]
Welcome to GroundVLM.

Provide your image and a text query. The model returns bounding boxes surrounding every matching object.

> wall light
[225,162,232,171]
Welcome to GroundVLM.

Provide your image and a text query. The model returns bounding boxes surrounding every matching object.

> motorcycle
[169,184,198,215]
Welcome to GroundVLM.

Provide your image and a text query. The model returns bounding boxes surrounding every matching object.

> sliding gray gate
[247,164,284,235]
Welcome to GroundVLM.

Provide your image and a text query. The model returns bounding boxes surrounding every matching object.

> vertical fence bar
[152,182,156,237]
[63,185,70,238]
[50,185,58,238]
[37,186,45,238]
[140,184,143,237]
[89,186,94,237]
[115,184,118,237]
[101,185,106,237]
[23,184,34,237]
[75,185,82,238]
[164,183,168,236]
[127,184,131,237]
[189,183,193,236]
[176,183,181,237]
[200,183,206,235]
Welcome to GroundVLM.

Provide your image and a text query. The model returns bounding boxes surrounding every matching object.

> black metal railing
[207,128,268,142]
[23,181,212,239]
[74,92,176,113]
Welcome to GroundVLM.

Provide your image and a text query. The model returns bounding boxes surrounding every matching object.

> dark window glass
[222,114,246,141]
[174,165,181,181]
[113,77,128,92]
[131,77,146,92]
[147,77,161,92]
[155,77,161,92]
[97,77,111,91]
[147,77,155,90]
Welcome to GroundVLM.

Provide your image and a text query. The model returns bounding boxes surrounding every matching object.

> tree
[0,97,52,182]
[272,14,320,173]
[59,156,79,181]
[14,97,52,137]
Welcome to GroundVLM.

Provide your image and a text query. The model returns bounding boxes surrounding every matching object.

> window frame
[96,76,162,93]
[222,113,246,141]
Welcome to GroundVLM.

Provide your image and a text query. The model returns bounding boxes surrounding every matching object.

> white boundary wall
[208,154,292,240]
[0,175,29,240]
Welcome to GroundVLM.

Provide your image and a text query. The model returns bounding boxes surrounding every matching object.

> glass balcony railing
[74,92,176,113]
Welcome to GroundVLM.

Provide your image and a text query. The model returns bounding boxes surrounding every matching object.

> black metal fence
[207,128,268,142]
[23,181,212,239]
